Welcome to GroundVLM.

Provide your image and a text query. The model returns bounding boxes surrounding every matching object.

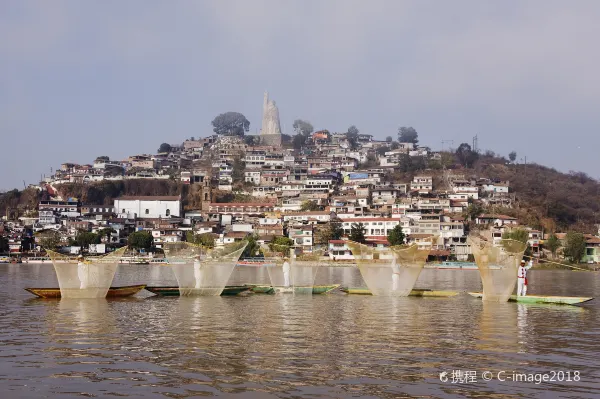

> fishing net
[261,244,290,291]
[47,247,127,299]
[164,241,247,296]
[468,236,527,302]
[291,249,326,295]
[347,241,431,296]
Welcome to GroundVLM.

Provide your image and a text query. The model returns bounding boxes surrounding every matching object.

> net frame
[47,247,127,299]
[261,244,290,291]
[468,236,527,302]
[291,249,326,295]
[347,240,432,296]
[163,241,247,296]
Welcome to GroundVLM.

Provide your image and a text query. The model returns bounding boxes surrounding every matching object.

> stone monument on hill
[260,92,282,146]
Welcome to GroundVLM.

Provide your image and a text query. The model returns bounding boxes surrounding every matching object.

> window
[145,209,149,215]
[166,209,171,216]
[122,209,125,213]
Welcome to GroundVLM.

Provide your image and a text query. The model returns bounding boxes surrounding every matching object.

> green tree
[0,235,8,253]
[242,234,261,258]
[244,135,258,146]
[293,119,314,136]
[97,227,116,243]
[300,200,320,211]
[269,236,294,253]
[158,143,172,153]
[75,231,101,249]
[545,234,561,258]
[563,232,586,263]
[502,228,529,244]
[211,112,250,136]
[346,126,359,150]
[128,231,154,250]
[509,151,517,163]
[387,225,405,246]
[463,203,484,222]
[456,143,479,168]
[232,156,246,183]
[349,222,366,244]
[38,230,62,251]
[95,156,109,162]
[186,231,216,248]
[315,219,344,244]
[398,126,418,144]
[385,136,393,142]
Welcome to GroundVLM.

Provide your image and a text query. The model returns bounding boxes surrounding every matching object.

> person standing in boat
[77,254,89,289]
[193,254,203,289]
[517,259,533,296]
[282,257,291,287]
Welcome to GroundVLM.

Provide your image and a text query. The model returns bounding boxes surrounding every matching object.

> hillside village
[2,124,599,266]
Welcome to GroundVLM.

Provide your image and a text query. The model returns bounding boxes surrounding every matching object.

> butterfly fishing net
[291,249,326,295]
[164,241,247,296]
[468,236,527,302]
[47,247,126,299]
[261,244,290,291]
[347,241,431,296]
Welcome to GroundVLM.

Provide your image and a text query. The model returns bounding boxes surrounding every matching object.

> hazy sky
[1,1,599,190]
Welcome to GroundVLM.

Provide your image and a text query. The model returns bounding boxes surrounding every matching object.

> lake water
[1,264,600,398]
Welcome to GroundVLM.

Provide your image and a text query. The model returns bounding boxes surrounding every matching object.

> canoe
[248,284,340,295]
[341,287,459,297]
[24,284,146,299]
[468,292,594,305]
[144,286,251,296]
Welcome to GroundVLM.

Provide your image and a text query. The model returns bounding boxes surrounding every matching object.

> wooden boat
[341,287,459,297]
[248,284,340,295]
[144,286,251,296]
[468,292,594,305]
[24,284,146,299]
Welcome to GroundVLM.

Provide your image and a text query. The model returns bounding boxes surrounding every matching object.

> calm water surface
[1,264,599,398]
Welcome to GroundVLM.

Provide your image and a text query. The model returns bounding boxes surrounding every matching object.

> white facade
[114,197,181,219]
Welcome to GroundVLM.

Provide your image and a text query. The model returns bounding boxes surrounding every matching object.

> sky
[1,0,599,190]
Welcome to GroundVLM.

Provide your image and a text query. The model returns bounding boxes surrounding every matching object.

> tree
[387,225,405,246]
[242,234,261,258]
[300,200,320,211]
[75,231,101,249]
[186,231,215,248]
[398,126,418,144]
[346,125,359,150]
[95,156,109,162]
[0,235,8,253]
[292,119,314,136]
[97,227,116,243]
[211,112,250,136]
[502,228,529,244]
[292,133,308,150]
[349,222,366,244]
[158,143,172,153]
[269,236,294,253]
[385,136,393,142]
[545,234,561,259]
[509,151,517,163]
[232,156,246,183]
[455,143,479,168]
[128,231,154,250]
[563,232,586,263]
[463,203,483,222]
[315,219,344,244]
[38,230,62,251]
[244,135,258,146]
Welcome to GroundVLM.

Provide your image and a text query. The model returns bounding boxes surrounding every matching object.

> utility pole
[472,135,479,153]
[441,140,454,152]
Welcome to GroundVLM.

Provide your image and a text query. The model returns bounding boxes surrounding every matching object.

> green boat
[341,287,459,297]
[248,284,340,295]
[145,286,251,296]
[468,292,594,305]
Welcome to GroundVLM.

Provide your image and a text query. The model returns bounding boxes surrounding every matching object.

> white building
[114,196,181,219]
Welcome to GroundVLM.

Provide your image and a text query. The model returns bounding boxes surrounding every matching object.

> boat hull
[25,285,146,299]
[468,292,594,305]
[145,286,251,296]
[248,284,340,295]
[341,287,459,297]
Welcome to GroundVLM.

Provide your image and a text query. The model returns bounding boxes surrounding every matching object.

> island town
[1,94,598,268]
